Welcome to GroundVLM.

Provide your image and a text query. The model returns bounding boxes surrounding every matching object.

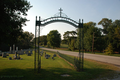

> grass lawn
[0,51,120,80]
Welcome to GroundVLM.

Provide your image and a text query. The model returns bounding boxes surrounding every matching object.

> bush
[104,43,114,55]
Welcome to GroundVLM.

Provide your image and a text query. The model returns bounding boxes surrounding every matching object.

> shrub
[104,43,114,55]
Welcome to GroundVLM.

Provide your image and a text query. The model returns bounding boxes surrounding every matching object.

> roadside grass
[1,50,119,80]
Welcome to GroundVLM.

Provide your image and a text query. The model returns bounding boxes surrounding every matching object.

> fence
[57,51,81,71]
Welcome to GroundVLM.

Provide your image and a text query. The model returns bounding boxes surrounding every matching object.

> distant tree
[63,31,70,40]
[40,35,47,46]
[16,31,34,49]
[63,31,77,51]
[47,30,61,48]
[98,18,112,34]
[69,37,77,51]
[61,39,68,44]
[0,0,32,51]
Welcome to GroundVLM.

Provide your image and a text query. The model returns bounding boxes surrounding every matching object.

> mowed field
[0,51,120,80]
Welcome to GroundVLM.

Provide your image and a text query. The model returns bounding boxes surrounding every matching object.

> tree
[83,26,102,52]
[63,31,70,40]
[16,31,34,49]
[63,31,77,51]
[47,30,61,48]
[104,43,114,55]
[98,18,112,34]
[40,35,47,46]
[113,26,120,53]
[76,22,96,50]
[69,37,77,51]
[101,19,120,54]
[0,0,32,51]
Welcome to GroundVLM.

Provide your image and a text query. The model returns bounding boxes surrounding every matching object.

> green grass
[60,44,68,48]
[0,51,120,80]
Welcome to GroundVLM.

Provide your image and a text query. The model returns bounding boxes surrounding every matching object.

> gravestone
[27,50,33,56]
[2,53,7,58]
[18,50,24,55]
[25,50,29,54]
[9,47,12,54]
[52,57,54,60]
[45,54,50,59]
[27,53,31,56]
[53,54,56,57]
[40,50,44,56]
[13,44,15,54]
[13,51,20,59]
[0,51,2,56]
[9,57,12,60]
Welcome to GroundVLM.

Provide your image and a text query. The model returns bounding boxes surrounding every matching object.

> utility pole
[92,32,94,53]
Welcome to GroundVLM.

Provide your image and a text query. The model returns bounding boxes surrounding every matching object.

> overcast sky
[22,0,120,38]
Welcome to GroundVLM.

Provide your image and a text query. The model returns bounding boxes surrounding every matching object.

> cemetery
[0,44,33,60]
[0,49,119,80]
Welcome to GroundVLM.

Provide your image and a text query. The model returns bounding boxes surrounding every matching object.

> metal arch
[41,19,78,28]
[41,17,79,28]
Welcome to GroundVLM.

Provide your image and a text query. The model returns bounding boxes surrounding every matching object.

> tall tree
[76,22,96,50]
[98,18,112,34]
[83,26,102,52]
[113,26,120,53]
[47,30,61,48]
[0,0,32,51]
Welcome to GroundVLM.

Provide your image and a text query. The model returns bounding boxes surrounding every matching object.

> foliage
[63,31,77,40]
[0,0,32,51]
[61,19,120,53]
[16,31,34,49]
[98,18,120,53]
[76,28,83,50]
[63,31,77,51]
[76,22,96,50]
[104,43,114,55]
[98,18,112,34]
[61,39,68,44]
[84,26,102,51]
[113,26,120,53]
[40,35,47,46]
[69,37,77,51]
[47,30,61,48]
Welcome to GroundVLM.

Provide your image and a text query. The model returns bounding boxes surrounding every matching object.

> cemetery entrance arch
[35,8,84,73]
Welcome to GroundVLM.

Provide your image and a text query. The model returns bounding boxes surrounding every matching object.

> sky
[22,0,120,39]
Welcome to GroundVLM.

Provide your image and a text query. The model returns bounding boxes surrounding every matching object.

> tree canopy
[47,30,61,48]
[0,0,32,51]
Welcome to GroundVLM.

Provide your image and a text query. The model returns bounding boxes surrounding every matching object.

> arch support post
[35,16,41,73]
[78,19,84,71]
